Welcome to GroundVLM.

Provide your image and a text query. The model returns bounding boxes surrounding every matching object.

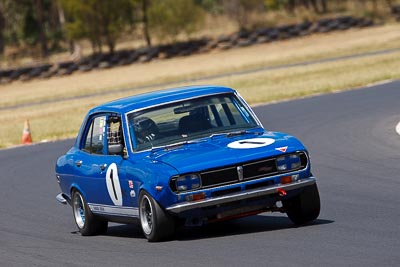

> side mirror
[108,144,123,155]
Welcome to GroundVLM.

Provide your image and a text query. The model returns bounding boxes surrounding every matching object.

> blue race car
[56,85,320,241]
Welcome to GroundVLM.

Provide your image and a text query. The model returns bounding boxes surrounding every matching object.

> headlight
[276,156,288,171]
[172,174,201,192]
[276,152,304,172]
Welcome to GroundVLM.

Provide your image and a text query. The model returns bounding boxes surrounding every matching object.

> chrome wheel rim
[140,195,153,235]
[73,193,85,229]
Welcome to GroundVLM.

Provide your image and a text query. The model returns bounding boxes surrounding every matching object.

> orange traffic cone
[22,119,32,145]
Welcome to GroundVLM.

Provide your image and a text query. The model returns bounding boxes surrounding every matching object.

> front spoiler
[165,177,316,214]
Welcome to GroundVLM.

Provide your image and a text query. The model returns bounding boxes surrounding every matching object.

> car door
[73,114,128,210]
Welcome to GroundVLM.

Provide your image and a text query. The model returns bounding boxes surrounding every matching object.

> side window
[92,116,106,154]
[82,116,106,154]
[83,122,93,152]
[107,116,125,156]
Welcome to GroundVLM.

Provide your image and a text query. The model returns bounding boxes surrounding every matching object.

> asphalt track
[1,81,399,266]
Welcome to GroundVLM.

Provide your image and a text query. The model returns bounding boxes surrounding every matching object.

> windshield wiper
[210,129,263,139]
[227,130,252,137]
[150,139,206,154]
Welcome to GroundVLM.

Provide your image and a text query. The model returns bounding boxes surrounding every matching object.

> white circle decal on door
[228,138,275,149]
[106,163,123,206]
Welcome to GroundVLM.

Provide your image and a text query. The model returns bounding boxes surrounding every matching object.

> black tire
[139,191,175,242]
[72,190,108,236]
[283,183,320,225]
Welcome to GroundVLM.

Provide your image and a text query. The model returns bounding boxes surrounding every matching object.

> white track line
[396,121,400,136]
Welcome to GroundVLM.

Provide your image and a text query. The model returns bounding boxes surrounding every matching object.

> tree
[147,0,205,43]
[222,0,265,30]
[61,0,134,54]
[265,0,286,10]
[0,1,64,58]
[33,0,48,57]
[142,0,151,47]
[0,4,5,54]
[286,0,328,14]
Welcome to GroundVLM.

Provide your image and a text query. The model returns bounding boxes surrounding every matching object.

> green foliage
[22,5,40,46]
[148,0,205,42]
[1,0,399,59]
[0,0,62,56]
[61,0,134,53]
[1,1,39,46]
[195,0,224,14]
[265,0,287,10]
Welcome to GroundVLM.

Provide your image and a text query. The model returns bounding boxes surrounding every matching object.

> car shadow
[102,214,333,241]
[175,215,334,241]
[104,223,145,239]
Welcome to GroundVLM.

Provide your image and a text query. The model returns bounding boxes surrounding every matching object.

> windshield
[127,93,259,151]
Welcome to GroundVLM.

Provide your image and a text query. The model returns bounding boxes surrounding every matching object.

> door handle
[100,163,107,171]
[75,160,83,167]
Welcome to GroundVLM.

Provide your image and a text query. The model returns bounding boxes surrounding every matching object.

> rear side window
[83,123,93,152]
[82,116,106,154]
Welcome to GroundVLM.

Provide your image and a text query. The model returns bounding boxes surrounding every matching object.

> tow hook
[277,188,287,197]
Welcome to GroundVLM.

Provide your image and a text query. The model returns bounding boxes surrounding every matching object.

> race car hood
[149,131,306,174]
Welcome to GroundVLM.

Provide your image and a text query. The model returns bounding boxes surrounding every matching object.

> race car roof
[89,85,236,114]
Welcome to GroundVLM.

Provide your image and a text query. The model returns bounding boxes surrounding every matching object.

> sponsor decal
[275,146,288,153]
[228,138,275,149]
[128,180,134,189]
[89,204,139,217]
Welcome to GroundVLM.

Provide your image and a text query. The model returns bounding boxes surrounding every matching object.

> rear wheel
[72,190,108,236]
[283,183,320,225]
[139,191,175,242]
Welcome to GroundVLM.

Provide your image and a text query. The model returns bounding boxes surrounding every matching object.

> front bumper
[56,193,68,205]
[165,177,316,214]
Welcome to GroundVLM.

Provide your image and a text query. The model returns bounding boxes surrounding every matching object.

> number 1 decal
[106,163,123,206]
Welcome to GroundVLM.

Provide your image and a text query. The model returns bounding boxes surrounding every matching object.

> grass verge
[0,24,400,148]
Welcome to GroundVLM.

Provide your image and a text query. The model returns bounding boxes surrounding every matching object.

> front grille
[243,159,277,179]
[199,152,307,189]
[201,167,238,187]
[169,151,308,193]
[200,158,278,188]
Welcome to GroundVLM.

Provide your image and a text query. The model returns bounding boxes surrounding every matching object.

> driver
[134,117,159,144]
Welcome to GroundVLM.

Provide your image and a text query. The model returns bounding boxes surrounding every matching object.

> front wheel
[72,190,108,236]
[139,191,175,242]
[283,183,320,225]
